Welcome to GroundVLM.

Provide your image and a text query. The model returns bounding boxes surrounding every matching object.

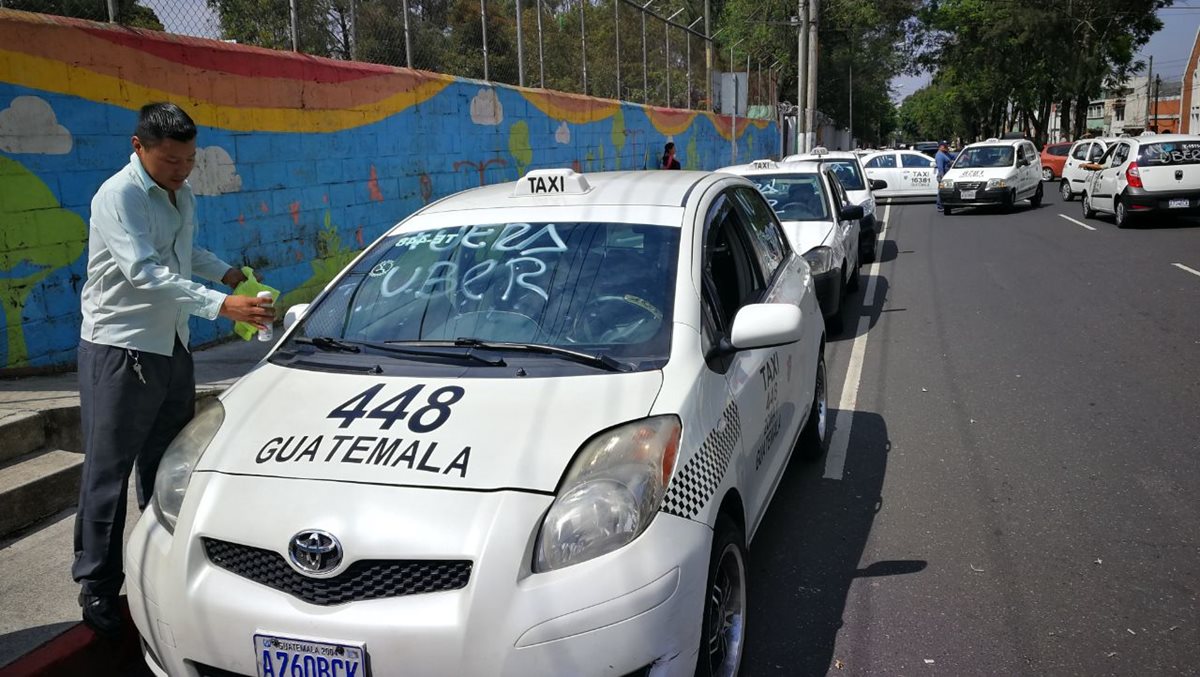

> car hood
[195,362,665,493]
[778,219,835,255]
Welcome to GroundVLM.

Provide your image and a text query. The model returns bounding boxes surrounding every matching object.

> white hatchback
[937,138,1044,214]
[127,168,829,677]
[861,150,938,200]
[718,159,863,333]
[1080,134,1200,227]
[1059,137,1116,202]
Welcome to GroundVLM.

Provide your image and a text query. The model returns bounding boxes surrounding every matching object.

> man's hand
[220,294,274,329]
[221,267,248,288]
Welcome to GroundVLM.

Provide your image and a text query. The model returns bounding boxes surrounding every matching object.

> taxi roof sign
[750,159,777,169]
[810,146,829,156]
[514,168,592,197]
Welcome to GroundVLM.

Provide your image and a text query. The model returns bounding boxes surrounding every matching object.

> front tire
[1060,180,1073,202]
[697,515,747,677]
[1042,167,1054,182]
[797,355,828,462]
[1030,182,1043,208]
[1082,193,1096,219]
[943,206,954,215]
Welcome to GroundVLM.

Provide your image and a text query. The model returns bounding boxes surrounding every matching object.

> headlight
[802,246,835,275]
[534,415,681,572]
[986,178,1008,190]
[153,399,224,533]
[938,180,950,189]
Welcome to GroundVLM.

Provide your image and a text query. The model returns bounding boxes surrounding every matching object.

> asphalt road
[743,191,1200,675]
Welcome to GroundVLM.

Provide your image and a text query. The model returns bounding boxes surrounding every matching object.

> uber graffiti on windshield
[378,224,569,302]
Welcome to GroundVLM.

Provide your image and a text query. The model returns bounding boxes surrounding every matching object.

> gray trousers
[72,338,194,596]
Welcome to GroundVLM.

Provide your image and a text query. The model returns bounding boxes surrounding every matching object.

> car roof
[784,150,862,162]
[962,138,1031,149]
[1122,133,1199,145]
[419,169,718,214]
[717,160,822,177]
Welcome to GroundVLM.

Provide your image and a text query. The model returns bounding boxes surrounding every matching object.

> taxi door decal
[660,402,741,519]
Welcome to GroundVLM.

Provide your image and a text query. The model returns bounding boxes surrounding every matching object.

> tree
[207,0,352,57]
[8,0,163,30]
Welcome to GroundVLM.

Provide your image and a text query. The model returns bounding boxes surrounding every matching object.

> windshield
[288,222,680,367]
[952,146,1014,169]
[1138,141,1200,166]
[747,174,830,221]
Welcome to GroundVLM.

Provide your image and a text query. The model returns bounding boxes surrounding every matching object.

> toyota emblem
[288,530,343,575]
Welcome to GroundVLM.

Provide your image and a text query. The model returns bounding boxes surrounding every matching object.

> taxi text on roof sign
[514,168,593,197]
[751,159,777,170]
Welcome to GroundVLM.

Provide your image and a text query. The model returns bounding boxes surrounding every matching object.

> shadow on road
[743,410,924,676]
[826,275,891,343]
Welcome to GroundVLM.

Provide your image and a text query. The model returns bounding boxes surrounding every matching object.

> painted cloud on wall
[0,96,73,155]
[470,88,504,126]
[555,121,571,144]
[190,146,242,195]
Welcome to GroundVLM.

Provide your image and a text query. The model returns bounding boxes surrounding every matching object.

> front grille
[202,537,472,606]
[955,181,985,191]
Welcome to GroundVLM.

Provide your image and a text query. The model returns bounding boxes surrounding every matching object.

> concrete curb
[0,597,150,676]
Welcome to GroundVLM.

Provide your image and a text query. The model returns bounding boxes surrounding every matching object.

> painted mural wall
[0,9,776,373]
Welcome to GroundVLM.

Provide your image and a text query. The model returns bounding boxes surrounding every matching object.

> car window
[1049,145,1071,157]
[865,154,896,169]
[290,221,680,364]
[1137,140,1200,166]
[1112,144,1130,166]
[827,172,850,212]
[745,173,830,221]
[816,160,866,191]
[1016,146,1026,163]
[1089,143,1106,162]
[952,146,1014,168]
[1070,143,1091,161]
[732,188,789,280]
[703,196,765,329]
[901,153,934,168]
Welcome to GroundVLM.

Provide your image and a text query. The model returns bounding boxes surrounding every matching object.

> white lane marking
[824,203,889,480]
[1059,214,1097,231]
[1173,262,1200,279]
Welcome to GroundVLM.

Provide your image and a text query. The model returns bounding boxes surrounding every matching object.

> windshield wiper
[448,337,631,373]
[296,336,505,366]
[295,336,361,353]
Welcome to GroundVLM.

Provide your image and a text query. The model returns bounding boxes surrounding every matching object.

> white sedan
[719,159,863,333]
[128,168,828,677]
[861,150,938,200]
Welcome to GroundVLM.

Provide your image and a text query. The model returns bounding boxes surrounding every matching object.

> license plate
[255,634,367,677]
[960,190,976,200]
[1168,198,1189,209]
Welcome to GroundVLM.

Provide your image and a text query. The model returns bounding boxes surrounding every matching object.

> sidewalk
[0,338,272,673]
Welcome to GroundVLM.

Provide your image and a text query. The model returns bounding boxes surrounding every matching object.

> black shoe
[79,592,123,639]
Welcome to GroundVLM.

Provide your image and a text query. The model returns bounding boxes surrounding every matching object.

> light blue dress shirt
[80,153,232,356]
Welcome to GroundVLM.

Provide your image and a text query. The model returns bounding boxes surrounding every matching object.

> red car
[1040,142,1072,181]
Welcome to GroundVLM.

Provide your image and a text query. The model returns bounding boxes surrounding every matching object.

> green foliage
[9,0,164,30]
[208,0,352,56]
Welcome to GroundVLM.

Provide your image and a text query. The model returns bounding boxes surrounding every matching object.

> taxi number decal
[527,175,565,194]
[328,383,464,433]
[754,353,782,471]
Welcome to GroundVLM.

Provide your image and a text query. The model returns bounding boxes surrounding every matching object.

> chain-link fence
[6,0,780,114]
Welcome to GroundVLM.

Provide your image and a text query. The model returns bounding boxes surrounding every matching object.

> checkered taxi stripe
[660,402,741,519]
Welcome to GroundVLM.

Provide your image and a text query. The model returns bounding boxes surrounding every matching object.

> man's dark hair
[664,142,675,152]
[134,102,197,147]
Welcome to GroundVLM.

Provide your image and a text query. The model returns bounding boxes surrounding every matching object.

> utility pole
[516,0,524,86]
[804,0,819,151]
[705,0,712,111]
[796,0,807,155]
[1154,74,1161,132]
[1144,55,1153,131]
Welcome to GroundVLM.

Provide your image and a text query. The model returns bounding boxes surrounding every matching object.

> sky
[890,1,1200,103]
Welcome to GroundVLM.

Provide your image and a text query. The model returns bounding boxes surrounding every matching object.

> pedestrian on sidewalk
[72,102,273,638]
[935,140,953,211]
[661,142,681,170]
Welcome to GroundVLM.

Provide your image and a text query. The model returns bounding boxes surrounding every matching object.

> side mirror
[283,303,309,332]
[840,204,865,221]
[728,303,804,351]
[870,179,888,190]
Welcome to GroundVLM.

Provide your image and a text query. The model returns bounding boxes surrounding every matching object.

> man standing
[73,102,273,637]
[935,140,954,211]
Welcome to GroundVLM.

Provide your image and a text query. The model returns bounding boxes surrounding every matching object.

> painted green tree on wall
[0,156,87,368]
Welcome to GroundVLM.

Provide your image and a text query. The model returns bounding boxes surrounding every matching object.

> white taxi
[860,150,938,201]
[783,148,883,263]
[1080,134,1200,228]
[1059,137,1115,202]
[718,159,863,333]
[937,138,1044,214]
[127,168,829,677]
